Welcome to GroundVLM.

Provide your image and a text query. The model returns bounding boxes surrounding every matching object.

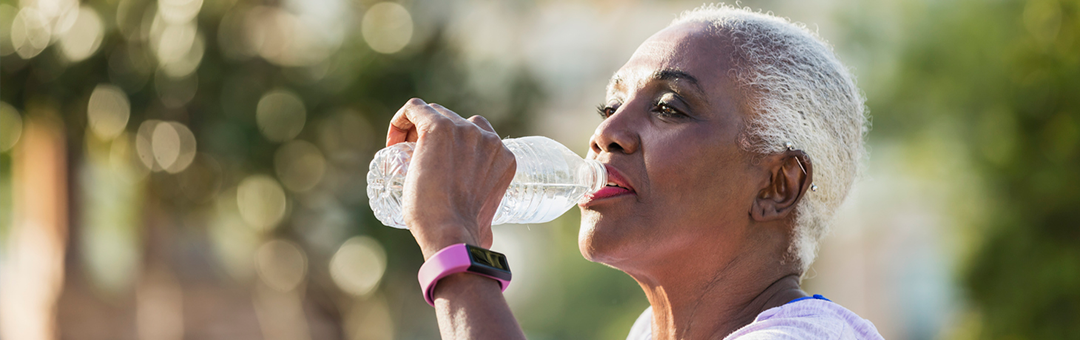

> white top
[626,299,885,340]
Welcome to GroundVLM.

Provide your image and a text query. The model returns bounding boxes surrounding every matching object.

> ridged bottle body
[366,136,606,229]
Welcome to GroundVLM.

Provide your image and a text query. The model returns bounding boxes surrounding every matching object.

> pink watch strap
[418,243,511,306]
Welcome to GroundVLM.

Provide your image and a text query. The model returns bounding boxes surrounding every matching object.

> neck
[625,247,806,340]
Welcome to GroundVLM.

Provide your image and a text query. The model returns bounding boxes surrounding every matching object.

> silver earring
[810,184,818,192]
[785,142,795,151]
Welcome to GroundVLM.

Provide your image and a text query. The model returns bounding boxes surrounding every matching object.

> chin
[577,209,636,266]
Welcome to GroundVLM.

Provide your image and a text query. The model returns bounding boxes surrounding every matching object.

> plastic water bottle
[367,136,607,229]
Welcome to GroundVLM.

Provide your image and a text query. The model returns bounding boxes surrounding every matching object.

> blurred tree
[0,0,544,338]
[861,0,1080,338]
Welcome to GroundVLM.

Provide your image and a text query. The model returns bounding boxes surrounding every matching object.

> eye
[653,102,685,119]
[652,92,688,120]
[596,102,619,119]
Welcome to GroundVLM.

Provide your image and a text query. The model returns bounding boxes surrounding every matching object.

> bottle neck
[584,159,607,194]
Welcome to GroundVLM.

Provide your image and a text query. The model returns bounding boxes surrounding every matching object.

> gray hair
[673,5,868,274]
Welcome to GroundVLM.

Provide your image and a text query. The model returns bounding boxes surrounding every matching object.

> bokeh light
[256,89,306,142]
[58,6,103,62]
[215,5,251,61]
[274,140,326,192]
[316,109,374,167]
[149,11,195,56]
[0,4,17,56]
[7,0,82,60]
[135,120,196,173]
[361,2,412,54]
[0,102,23,152]
[151,123,180,171]
[236,175,288,231]
[1023,0,1061,46]
[329,236,387,296]
[243,6,300,65]
[158,0,203,24]
[11,7,51,59]
[136,120,163,171]
[23,0,79,35]
[114,0,151,42]
[156,122,197,173]
[220,1,346,67]
[150,10,204,78]
[209,192,260,282]
[86,84,131,140]
[254,239,307,292]
[162,122,197,173]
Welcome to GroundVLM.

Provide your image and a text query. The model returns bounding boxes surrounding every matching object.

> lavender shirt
[626,299,885,340]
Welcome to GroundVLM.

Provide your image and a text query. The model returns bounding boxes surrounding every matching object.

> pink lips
[580,165,635,206]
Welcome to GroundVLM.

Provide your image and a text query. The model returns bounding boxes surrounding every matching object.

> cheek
[643,135,751,217]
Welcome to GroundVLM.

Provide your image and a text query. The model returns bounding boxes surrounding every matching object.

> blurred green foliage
[864,0,1080,337]
[4,0,1080,338]
[1,0,545,337]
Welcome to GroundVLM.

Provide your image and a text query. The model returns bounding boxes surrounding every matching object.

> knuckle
[504,153,517,171]
[423,117,452,132]
[406,97,425,106]
[481,131,501,144]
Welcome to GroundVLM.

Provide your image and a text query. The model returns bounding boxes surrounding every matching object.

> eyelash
[596,103,617,119]
[653,102,683,118]
[595,101,685,119]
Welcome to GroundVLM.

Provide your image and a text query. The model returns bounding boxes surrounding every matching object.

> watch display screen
[467,245,510,271]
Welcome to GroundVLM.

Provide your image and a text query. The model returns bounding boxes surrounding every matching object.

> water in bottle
[366,136,607,229]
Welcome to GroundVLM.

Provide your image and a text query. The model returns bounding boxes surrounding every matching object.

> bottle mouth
[367,142,415,229]
[583,159,607,194]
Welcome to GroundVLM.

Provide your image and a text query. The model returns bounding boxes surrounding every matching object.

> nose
[590,106,640,155]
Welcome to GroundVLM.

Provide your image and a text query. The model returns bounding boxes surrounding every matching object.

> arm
[386,98,527,340]
[432,273,527,339]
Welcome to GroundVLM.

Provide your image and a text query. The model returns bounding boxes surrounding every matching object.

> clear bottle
[366,136,607,229]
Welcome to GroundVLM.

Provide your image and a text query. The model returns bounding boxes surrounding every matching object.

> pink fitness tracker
[418,243,512,306]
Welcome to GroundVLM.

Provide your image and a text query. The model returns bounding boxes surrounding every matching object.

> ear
[751,150,813,222]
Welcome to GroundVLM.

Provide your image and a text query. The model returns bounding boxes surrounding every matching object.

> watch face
[467,246,510,271]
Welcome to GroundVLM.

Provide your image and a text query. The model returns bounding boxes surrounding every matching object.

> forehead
[609,21,734,93]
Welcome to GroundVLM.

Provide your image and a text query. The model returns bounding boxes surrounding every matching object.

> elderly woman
[385,5,882,340]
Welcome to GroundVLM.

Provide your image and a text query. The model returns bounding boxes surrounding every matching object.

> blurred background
[1,0,1078,339]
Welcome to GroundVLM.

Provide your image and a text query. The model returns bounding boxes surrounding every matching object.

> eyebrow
[607,69,706,98]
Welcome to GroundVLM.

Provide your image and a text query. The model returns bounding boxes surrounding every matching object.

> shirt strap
[786,294,832,304]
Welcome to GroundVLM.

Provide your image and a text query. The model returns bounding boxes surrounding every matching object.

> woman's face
[578,22,767,268]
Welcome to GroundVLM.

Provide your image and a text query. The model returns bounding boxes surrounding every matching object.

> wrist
[418,243,511,306]
[430,272,503,307]
[409,219,482,260]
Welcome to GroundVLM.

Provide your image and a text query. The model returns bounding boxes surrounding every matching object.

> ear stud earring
[810,184,818,192]
[785,142,795,151]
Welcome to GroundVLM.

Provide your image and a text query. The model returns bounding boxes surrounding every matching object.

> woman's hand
[386,98,516,260]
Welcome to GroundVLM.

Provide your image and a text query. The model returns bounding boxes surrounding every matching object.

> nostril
[607,142,624,152]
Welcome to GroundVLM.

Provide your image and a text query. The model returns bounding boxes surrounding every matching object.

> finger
[467,115,496,134]
[387,98,445,146]
[428,103,467,122]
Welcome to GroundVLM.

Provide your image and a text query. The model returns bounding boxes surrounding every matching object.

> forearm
[433,272,527,340]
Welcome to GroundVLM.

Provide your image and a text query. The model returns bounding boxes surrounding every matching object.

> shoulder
[724,299,885,340]
[626,306,653,340]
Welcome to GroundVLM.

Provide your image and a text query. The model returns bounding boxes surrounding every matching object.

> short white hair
[673,5,868,274]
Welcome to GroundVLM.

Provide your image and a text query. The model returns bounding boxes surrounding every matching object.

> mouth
[580,165,635,206]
